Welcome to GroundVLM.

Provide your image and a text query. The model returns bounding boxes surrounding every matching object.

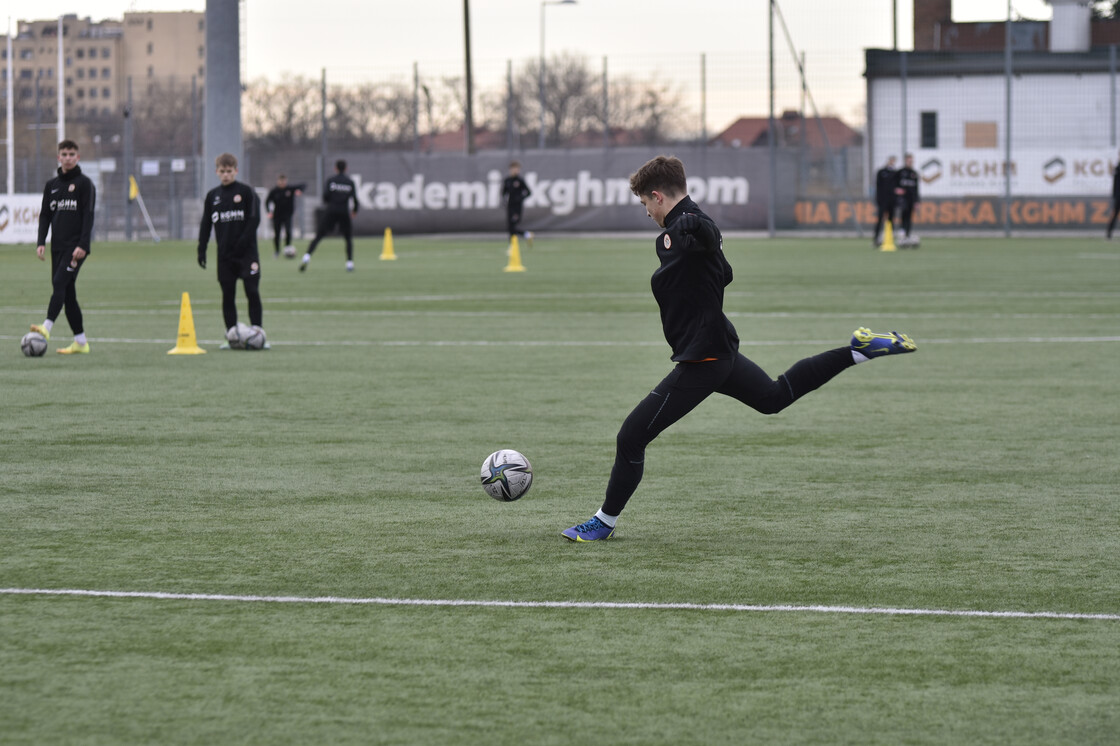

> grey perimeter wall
[248,146,796,235]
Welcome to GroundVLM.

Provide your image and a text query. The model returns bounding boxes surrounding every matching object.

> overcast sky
[8,1,1059,128]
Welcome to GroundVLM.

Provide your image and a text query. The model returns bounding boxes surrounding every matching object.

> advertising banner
[916,149,1116,198]
[0,195,42,245]
[795,196,1111,230]
[285,146,793,234]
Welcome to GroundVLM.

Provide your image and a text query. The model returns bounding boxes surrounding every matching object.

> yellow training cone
[880,221,897,252]
[504,235,526,272]
[380,227,397,260]
[167,292,206,355]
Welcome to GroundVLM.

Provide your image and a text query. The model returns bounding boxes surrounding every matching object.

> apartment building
[1,11,205,120]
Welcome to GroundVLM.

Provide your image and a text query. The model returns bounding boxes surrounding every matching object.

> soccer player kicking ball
[197,153,266,345]
[31,139,96,354]
[561,155,917,542]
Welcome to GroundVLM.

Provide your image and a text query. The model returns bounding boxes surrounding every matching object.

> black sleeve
[37,182,52,246]
[669,212,721,254]
[236,187,260,249]
[349,179,359,213]
[198,190,213,255]
[79,179,96,251]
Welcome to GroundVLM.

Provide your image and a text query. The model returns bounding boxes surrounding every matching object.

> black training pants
[47,248,86,335]
[307,211,353,260]
[601,347,854,517]
[272,213,293,253]
[217,256,262,329]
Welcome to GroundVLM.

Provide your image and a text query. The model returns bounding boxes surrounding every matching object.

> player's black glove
[197,253,206,269]
[676,213,700,234]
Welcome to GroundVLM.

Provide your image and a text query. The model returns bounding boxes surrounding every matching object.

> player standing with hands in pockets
[561,155,918,542]
[31,139,96,355]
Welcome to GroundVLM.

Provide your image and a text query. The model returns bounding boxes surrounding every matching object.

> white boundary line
[3,335,1120,347]
[2,588,1117,621]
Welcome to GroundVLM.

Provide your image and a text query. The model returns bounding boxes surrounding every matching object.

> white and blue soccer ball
[480,449,533,502]
[244,325,267,350]
[283,245,297,258]
[226,322,253,349]
[21,331,47,357]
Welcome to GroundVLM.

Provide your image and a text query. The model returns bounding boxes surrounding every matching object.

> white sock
[43,319,54,332]
[594,509,617,528]
[75,333,87,345]
[346,260,354,269]
[851,349,870,364]
[302,253,311,262]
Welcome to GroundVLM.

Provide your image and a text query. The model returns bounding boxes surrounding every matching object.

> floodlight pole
[539,0,576,150]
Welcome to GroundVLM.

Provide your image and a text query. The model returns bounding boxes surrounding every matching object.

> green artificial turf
[1,235,1117,744]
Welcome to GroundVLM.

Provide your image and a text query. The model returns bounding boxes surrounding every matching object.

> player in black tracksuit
[265,174,304,257]
[895,153,920,242]
[873,155,897,247]
[561,155,918,542]
[301,159,359,272]
[32,139,96,354]
[501,161,532,241]
[198,153,263,334]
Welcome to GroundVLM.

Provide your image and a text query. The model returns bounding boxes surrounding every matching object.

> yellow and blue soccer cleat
[56,342,90,355]
[30,324,50,341]
[850,327,916,358]
[561,515,615,542]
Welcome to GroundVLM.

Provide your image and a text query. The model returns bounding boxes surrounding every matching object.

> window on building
[77,68,84,79]
[198,19,204,31]
[102,47,110,58]
[920,112,938,149]
[964,121,998,148]
[19,69,32,79]
[147,65,154,78]
[198,45,204,59]
[89,47,97,58]
[147,19,153,31]
[103,87,111,98]
[147,42,153,55]
[90,87,98,98]
[76,88,84,98]
[104,68,111,78]
[89,68,96,78]
[20,49,33,59]
[77,48,85,59]
[198,66,204,78]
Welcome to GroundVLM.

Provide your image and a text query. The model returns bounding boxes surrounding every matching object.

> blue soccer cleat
[850,327,917,358]
[561,515,615,542]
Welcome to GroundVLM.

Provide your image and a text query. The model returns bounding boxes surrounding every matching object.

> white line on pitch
[1,588,1117,622]
[3,335,1120,347]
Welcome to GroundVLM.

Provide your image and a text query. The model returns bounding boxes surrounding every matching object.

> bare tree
[243,74,321,147]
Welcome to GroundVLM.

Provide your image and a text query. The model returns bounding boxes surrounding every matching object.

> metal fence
[5,40,1120,238]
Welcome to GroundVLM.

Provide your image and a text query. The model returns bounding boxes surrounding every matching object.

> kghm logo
[920,158,943,184]
[1043,157,1066,184]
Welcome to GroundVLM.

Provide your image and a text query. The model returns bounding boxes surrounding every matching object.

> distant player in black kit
[31,139,96,355]
[501,161,533,246]
[561,155,918,542]
[895,153,920,246]
[300,159,359,272]
[265,173,304,257]
[873,155,897,247]
[198,153,265,344]
[1107,151,1120,239]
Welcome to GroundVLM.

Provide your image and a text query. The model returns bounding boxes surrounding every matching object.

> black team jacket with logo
[198,181,261,263]
[651,196,739,362]
[38,165,96,253]
[265,183,305,218]
[322,173,358,215]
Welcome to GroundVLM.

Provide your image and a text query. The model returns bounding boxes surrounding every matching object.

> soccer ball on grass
[226,322,253,349]
[283,245,297,258]
[21,331,48,357]
[480,449,533,501]
[244,325,267,350]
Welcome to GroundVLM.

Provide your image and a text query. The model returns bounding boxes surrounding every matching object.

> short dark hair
[509,160,521,169]
[58,139,79,152]
[629,155,687,198]
[336,160,347,172]
[215,153,238,169]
